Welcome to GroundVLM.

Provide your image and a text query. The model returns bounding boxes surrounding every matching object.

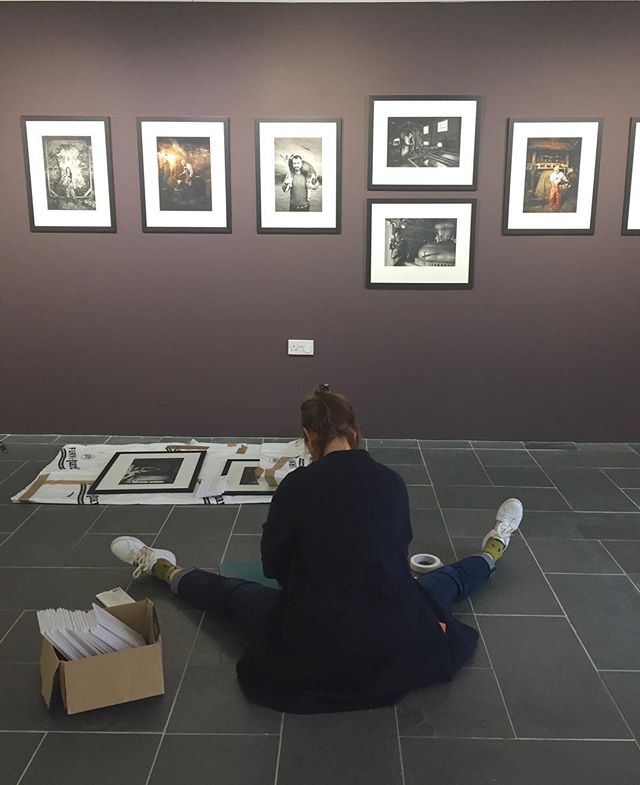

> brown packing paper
[18,474,94,503]
[255,457,290,488]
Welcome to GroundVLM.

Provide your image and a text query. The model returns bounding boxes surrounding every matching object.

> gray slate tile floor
[0,435,639,783]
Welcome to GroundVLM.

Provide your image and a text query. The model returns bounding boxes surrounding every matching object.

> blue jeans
[416,554,494,605]
[172,554,493,631]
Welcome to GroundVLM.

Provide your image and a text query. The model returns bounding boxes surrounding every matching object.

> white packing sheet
[12,440,310,506]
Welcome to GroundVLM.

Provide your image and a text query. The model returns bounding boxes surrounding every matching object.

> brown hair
[300,384,362,458]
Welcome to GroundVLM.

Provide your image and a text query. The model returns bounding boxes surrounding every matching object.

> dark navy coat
[236,449,478,713]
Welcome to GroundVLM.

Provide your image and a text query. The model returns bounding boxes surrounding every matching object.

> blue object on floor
[219,560,280,589]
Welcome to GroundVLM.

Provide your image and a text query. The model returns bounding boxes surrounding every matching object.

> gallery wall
[1,1,639,440]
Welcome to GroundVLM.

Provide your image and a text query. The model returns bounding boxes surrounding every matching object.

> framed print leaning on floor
[137,117,231,232]
[21,116,116,232]
[255,118,342,233]
[503,118,603,235]
[88,451,206,495]
[367,199,476,289]
[622,117,640,235]
[368,96,480,190]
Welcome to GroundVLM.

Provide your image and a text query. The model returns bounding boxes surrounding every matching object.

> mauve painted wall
[1,2,639,439]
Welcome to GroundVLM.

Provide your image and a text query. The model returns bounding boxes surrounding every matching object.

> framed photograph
[137,117,230,232]
[221,459,274,496]
[623,118,640,235]
[503,118,603,235]
[367,199,475,289]
[255,118,341,233]
[88,451,205,495]
[21,116,115,232]
[368,96,480,190]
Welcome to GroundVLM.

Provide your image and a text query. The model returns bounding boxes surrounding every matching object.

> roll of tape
[410,553,443,574]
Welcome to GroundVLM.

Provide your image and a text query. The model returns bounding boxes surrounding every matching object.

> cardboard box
[40,599,164,715]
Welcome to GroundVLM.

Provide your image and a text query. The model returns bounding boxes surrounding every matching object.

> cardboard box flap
[40,639,60,708]
[61,640,164,715]
[107,599,157,643]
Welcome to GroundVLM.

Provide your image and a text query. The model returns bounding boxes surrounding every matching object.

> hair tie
[316,383,331,394]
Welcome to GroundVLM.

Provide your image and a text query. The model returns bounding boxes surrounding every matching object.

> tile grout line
[416,441,519,741]
[272,711,285,785]
[399,734,637,742]
[467,443,495,486]
[0,729,283,735]
[0,609,27,646]
[219,505,243,566]
[601,473,640,512]
[524,449,576,511]
[473,612,565,617]
[601,468,640,494]
[394,705,407,785]
[519,531,640,751]
[0,460,30,489]
[15,731,47,785]
[543,571,624,576]
[0,504,42,549]
[597,541,640,599]
[143,611,207,785]
[58,506,110,566]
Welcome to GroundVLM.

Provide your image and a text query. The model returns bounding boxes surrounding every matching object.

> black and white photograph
[88,451,205,494]
[21,116,115,231]
[256,119,341,233]
[369,97,480,190]
[221,458,274,496]
[503,118,602,235]
[138,117,230,232]
[274,137,322,213]
[367,199,475,288]
[119,457,182,486]
[622,117,640,235]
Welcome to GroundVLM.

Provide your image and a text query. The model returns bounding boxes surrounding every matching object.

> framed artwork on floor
[255,118,342,233]
[21,116,116,232]
[366,198,476,289]
[622,117,640,235]
[368,96,480,190]
[137,117,231,233]
[88,451,206,495]
[221,459,274,496]
[503,118,603,235]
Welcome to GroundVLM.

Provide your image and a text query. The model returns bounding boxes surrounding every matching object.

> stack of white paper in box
[36,603,146,660]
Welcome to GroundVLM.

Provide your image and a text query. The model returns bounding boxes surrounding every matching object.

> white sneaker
[481,498,524,551]
[110,536,176,579]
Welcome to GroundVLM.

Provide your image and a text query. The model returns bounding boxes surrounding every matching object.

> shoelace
[495,519,516,538]
[132,546,155,579]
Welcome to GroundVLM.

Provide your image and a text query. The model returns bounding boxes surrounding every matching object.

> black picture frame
[368,96,481,191]
[255,118,342,234]
[622,117,640,235]
[502,117,603,236]
[21,115,116,232]
[221,458,274,497]
[137,117,231,233]
[88,451,205,495]
[366,198,476,290]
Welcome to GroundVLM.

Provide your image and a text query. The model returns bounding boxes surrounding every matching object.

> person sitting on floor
[110,386,523,714]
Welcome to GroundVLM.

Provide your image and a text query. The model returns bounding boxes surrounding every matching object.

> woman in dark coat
[111,386,523,713]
